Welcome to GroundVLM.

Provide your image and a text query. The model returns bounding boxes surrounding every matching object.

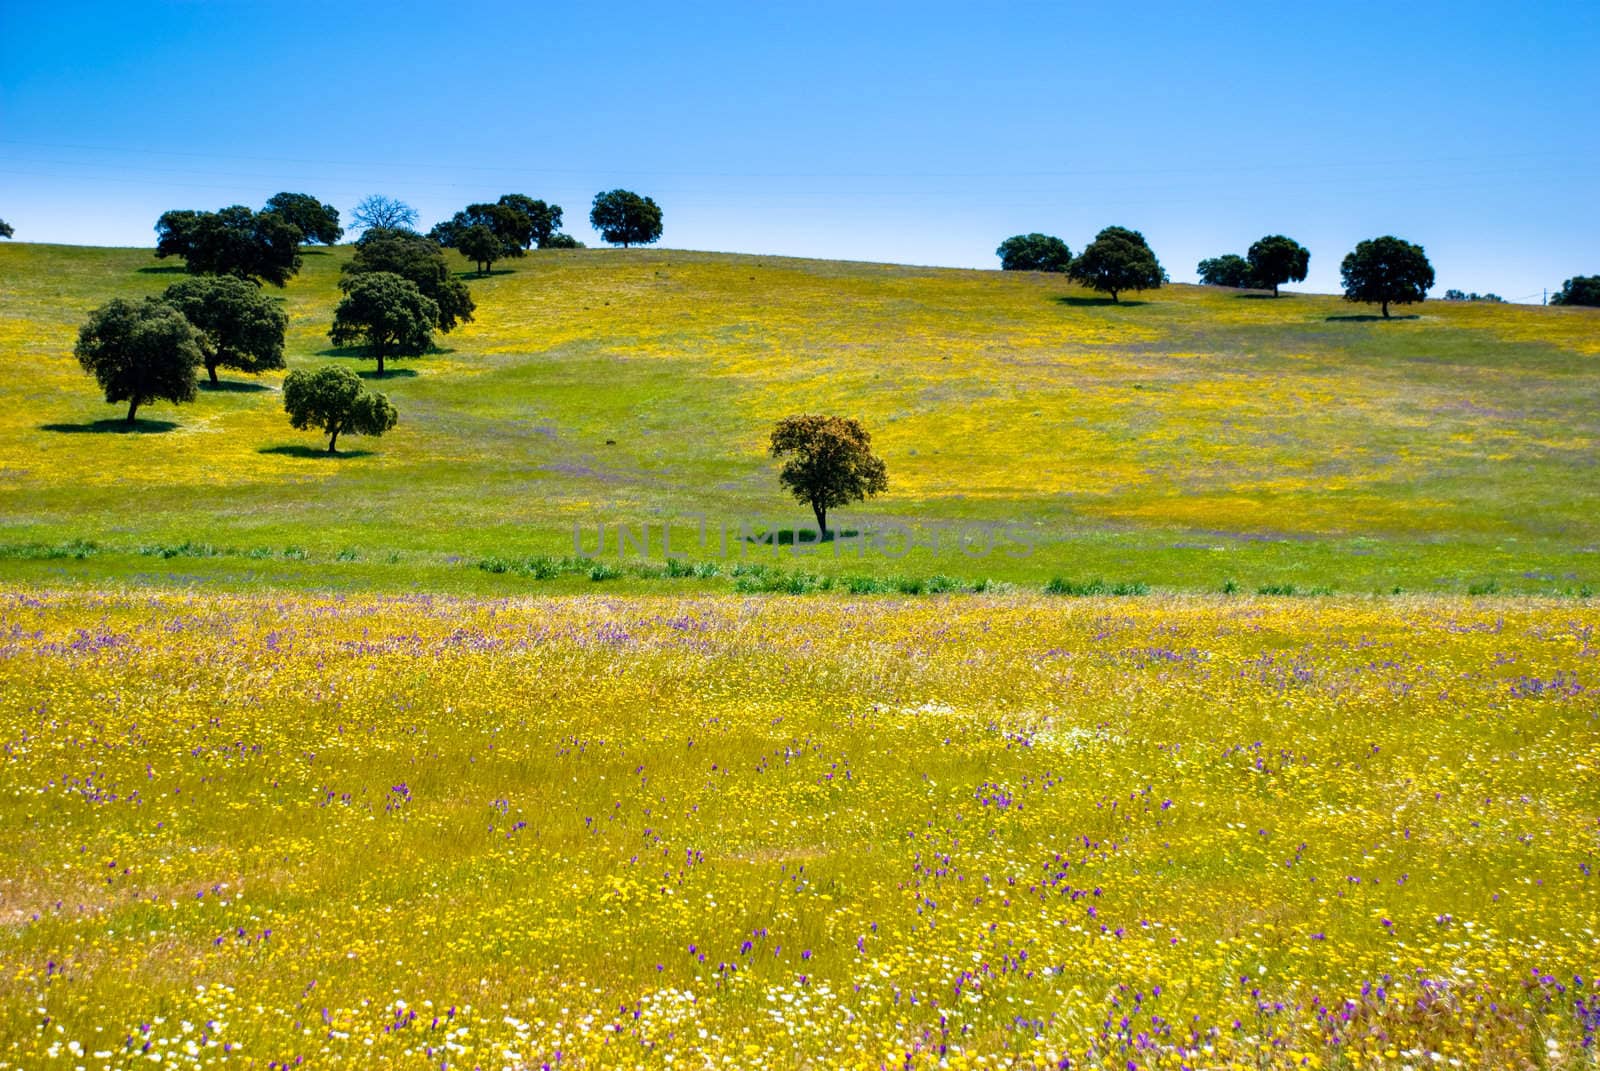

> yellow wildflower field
[1,590,1595,1068]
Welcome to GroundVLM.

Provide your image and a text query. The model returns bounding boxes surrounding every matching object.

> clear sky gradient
[2,1,1594,300]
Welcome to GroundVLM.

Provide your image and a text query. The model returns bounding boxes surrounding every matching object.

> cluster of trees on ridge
[66,188,665,451]
[1000,228,1600,315]
[997,227,1165,303]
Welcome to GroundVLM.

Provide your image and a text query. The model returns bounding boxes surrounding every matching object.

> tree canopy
[1197,254,1254,288]
[283,365,398,454]
[1068,226,1164,302]
[1340,236,1434,318]
[497,195,567,248]
[350,195,418,234]
[429,203,526,274]
[769,414,889,537]
[153,206,303,286]
[996,234,1072,272]
[1247,235,1310,297]
[590,190,663,248]
[1550,275,1600,307]
[264,192,343,245]
[344,228,474,332]
[74,297,203,424]
[329,271,438,376]
[162,275,287,384]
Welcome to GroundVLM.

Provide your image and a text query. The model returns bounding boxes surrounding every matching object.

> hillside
[1,241,1596,594]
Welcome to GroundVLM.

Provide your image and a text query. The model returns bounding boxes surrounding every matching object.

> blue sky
[2,1,1594,300]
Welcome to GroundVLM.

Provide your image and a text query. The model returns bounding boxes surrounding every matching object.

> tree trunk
[126,399,140,424]
[812,502,828,539]
[1381,300,1390,319]
[1273,283,1280,298]
[376,351,385,376]
[328,423,341,455]
[207,360,220,385]
[1109,290,1119,304]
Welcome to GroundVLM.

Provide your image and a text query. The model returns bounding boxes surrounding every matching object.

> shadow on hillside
[136,264,187,275]
[1056,295,1148,307]
[258,444,374,459]
[317,346,452,360]
[454,268,514,279]
[41,418,178,434]
[357,369,418,380]
[300,248,331,255]
[1233,292,1281,300]
[200,380,274,393]
[742,528,862,546]
[1325,314,1421,322]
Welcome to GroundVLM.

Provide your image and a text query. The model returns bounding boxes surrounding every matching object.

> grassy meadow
[1,241,1597,596]
[0,590,1595,1069]
[1,242,1598,1069]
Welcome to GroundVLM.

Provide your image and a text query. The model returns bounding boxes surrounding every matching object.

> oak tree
[74,298,203,424]
[162,275,288,385]
[1340,236,1434,318]
[769,415,889,537]
[283,365,398,454]
[328,271,438,376]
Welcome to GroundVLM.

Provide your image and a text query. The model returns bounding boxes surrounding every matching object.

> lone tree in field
[1340,236,1434,318]
[1550,275,1600,307]
[350,195,418,235]
[283,365,398,454]
[162,275,288,385]
[1068,226,1164,303]
[329,271,438,376]
[264,192,343,245]
[1197,254,1254,288]
[344,228,474,332]
[996,233,1072,272]
[153,205,303,286]
[1247,235,1310,297]
[74,297,203,424]
[0,218,13,238]
[769,415,889,537]
[590,189,663,248]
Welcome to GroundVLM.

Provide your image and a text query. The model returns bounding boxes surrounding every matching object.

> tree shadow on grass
[258,444,374,459]
[316,346,453,360]
[453,268,514,279]
[1056,295,1148,307]
[200,380,274,393]
[743,528,861,546]
[41,418,178,434]
[1233,292,1281,300]
[136,264,188,275]
[1325,314,1421,322]
[357,368,418,380]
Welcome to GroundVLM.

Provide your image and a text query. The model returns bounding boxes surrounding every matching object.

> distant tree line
[1550,276,1600,307]
[1197,235,1310,296]
[996,226,1165,303]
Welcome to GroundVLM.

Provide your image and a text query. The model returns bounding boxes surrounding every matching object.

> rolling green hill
[1,241,1596,595]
